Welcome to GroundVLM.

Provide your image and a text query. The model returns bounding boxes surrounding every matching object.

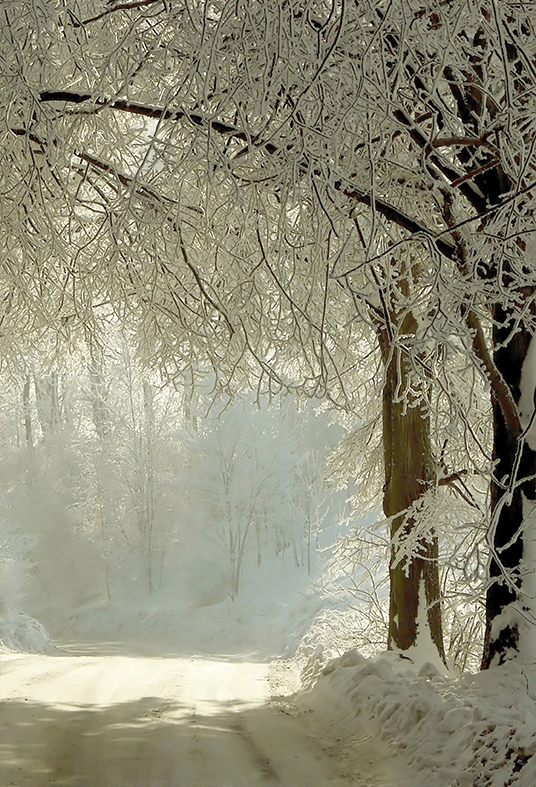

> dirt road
[1,640,407,786]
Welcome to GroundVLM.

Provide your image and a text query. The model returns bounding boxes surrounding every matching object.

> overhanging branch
[39,91,251,143]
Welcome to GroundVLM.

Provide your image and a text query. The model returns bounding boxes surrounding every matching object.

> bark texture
[481,305,536,668]
[379,318,445,662]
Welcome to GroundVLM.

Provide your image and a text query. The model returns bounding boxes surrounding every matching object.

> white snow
[303,649,536,787]
[2,547,534,787]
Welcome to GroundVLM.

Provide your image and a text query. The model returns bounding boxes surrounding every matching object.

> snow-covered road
[1,641,406,787]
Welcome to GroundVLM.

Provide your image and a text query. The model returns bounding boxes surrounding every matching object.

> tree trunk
[481,306,536,668]
[34,373,62,436]
[88,349,111,441]
[379,320,445,662]
[23,375,34,450]
[143,381,156,595]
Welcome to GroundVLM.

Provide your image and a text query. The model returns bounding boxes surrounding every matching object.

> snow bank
[0,612,54,654]
[299,649,535,787]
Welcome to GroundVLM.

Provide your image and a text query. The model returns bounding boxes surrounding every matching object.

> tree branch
[431,135,493,149]
[39,91,250,142]
[466,308,520,438]
[40,91,92,103]
[74,151,235,336]
[80,0,164,26]
[333,177,457,260]
[437,470,468,486]
[451,158,500,189]
[441,192,521,438]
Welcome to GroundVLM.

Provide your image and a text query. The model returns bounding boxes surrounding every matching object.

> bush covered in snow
[0,612,54,654]
[0,519,53,653]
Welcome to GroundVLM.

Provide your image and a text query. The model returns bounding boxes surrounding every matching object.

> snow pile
[298,649,535,787]
[0,612,54,654]
[176,590,324,657]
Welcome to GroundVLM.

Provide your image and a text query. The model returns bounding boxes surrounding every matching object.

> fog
[0,357,359,656]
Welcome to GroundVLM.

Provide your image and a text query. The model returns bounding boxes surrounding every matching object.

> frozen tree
[0,521,37,617]
[2,1,536,667]
[182,398,308,599]
[291,450,329,576]
[72,342,186,597]
[0,0,444,656]
[0,342,189,614]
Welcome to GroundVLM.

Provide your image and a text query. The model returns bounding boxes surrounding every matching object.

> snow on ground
[2,549,535,787]
[2,640,421,787]
[42,551,330,659]
[297,649,536,787]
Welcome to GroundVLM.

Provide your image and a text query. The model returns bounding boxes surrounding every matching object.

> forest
[1,3,535,786]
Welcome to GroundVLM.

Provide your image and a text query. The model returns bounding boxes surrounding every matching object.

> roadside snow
[298,648,536,787]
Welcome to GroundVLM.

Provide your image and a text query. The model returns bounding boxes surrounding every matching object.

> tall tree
[376,280,444,659]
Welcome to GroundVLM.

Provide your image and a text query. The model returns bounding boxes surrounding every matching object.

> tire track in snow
[230,717,281,786]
